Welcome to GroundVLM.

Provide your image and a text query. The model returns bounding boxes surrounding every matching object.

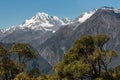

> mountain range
[1,6,120,73]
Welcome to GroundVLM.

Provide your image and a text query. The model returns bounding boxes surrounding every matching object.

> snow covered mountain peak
[18,12,70,31]
[101,6,120,13]
[0,12,72,34]
[100,6,117,11]
[36,12,49,17]
[74,10,97,23]
[62,17,73,24]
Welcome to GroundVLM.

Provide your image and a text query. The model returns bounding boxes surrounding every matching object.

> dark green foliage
[0,46,19,80]
[14,72,30,80]
[94,34,109,49]
[11,43,36,63]
[54,34,117,80]
[37,74,48,80]
[0,43,37,80]
[28,68,41,78]
[1,34,120,80]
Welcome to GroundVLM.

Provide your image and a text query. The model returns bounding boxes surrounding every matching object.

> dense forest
[0,34,120,80]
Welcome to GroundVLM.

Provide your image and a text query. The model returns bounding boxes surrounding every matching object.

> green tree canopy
[14,72,30,80]
[0,43,38,80]
[11,43,36,63]
[54,34,117,80]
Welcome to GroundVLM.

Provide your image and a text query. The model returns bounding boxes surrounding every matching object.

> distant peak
[62,17,71,20]
[101,6,114,9]
[16,12,71,32]
[100,6,119,11]
[36,12,49,17]
[100,6,120,13]
[62,17,73,24]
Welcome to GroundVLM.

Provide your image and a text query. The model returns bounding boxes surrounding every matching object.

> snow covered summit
[19,12,67,31]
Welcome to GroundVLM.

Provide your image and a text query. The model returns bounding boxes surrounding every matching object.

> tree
[11,43,37,73]
[0,46,8,79]
[0,43,37,80]
[108,65,120,79]
[14,72,30,80]
[37,74,47,80]
[11,43,36,64]
[54,34,117,80]
[0,46,19,80]
[47,74,58,80]
[29,68,41,78]
[0,46,9,60]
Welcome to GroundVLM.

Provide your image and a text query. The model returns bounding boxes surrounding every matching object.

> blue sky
[0,0,120,29]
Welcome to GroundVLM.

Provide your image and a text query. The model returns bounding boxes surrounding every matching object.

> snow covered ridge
[75,9,97,23]
[78,11,96,23]
[0,12,72,33]
[1,7,119,34]
[0,11,96,34]
[74,7,120,24]
[101,6,120,13]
